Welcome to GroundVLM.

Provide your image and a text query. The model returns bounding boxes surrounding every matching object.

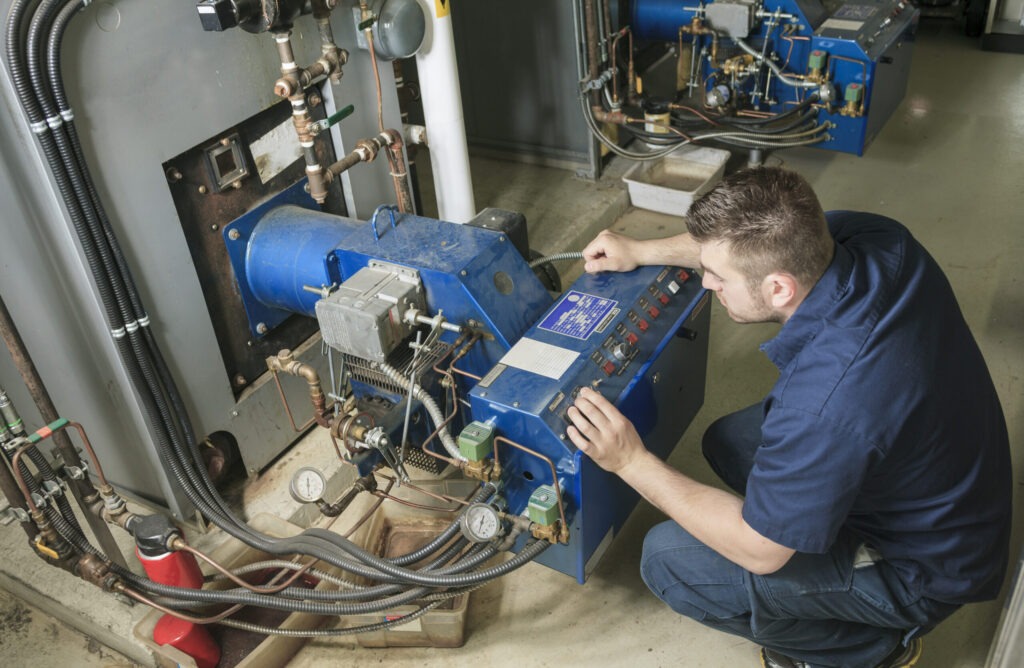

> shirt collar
[760,242,853,370]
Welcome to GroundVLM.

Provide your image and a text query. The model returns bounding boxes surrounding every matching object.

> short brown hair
[686,167,833,287]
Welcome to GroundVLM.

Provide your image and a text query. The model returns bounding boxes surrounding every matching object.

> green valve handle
[309,104,355,136]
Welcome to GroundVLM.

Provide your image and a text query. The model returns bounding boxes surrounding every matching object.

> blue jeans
[640,403,959,668]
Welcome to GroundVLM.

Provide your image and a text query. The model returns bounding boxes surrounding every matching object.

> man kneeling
[569,167,1010,668]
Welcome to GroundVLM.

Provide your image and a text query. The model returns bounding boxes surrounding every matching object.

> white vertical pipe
[415,0,476,223]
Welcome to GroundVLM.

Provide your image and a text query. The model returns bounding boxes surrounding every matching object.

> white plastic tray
[622,146,730,216]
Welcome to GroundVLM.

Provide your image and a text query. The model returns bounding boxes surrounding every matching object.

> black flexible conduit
[5,0,553,626]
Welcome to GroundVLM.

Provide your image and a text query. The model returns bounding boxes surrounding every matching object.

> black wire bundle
[4,0,550,634]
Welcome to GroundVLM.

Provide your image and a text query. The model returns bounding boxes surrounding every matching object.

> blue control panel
[471,264,711,582]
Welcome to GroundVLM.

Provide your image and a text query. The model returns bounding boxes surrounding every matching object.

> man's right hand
[582,230,641,273]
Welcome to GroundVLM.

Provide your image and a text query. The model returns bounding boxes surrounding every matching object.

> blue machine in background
[226,202,710,582]
[632,0,919,155]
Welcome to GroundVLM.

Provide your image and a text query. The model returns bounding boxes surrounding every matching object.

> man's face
[699,240,779,324]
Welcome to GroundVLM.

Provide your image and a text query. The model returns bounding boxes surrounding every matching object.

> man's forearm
[618,452,794,575]
[635,233,702,269]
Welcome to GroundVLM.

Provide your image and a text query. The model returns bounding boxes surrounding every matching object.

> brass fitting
[76,554,112,588]
[721,55,755,76]
[530,521,569,545]
[267,349,329,426]
[463,458,497,483]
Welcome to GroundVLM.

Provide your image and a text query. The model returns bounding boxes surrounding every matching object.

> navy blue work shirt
[742,211,1011,604]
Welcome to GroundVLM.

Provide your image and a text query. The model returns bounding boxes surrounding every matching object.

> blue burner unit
[231,201,710,582]
[633,0,919,155]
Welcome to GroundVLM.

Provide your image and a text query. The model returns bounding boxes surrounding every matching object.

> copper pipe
[380,129,415,214]
[374,472,469,510]
[830,54,869,114]
[174,541,315,595]
[270,370,318,433]
[267,351,330,429]
[118,585,243,625]
[66,422,109,486]
[494,436,568,536]
[668,103,722,126]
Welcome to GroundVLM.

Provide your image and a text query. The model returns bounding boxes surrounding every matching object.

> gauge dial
[289,467,327,504]
[459,503,503,543]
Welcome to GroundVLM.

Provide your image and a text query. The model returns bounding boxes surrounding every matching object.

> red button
[602,361,615,376]
[638,320,649,332]
[626,333,639,345]
[648,306,660,319]
[658,294,669,305]
[677,269,690,282]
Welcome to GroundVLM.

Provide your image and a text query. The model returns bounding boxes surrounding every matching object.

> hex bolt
[256,322,268,335]
[228,229,241,241]
[308,92,322,107]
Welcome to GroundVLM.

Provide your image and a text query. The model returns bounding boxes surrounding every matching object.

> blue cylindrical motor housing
[632,0,698,42]
[245,206,361,317]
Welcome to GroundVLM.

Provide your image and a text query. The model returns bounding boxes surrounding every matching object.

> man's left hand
[567,387,647,474]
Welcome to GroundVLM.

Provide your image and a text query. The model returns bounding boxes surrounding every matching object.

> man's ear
[764,272,800,310]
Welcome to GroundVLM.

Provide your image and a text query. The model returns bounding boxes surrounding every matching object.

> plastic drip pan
[622,146,730,216]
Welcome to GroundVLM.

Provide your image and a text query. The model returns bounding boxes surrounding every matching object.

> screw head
[256,322,268,335]
[460,270,467,277]
[210,224,219,231]
[166,167,182,183]
[198,185,208,194]
[228,229,241,240]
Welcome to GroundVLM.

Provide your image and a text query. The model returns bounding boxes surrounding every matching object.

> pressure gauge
[289,467,327,504]
[459,503,503,543]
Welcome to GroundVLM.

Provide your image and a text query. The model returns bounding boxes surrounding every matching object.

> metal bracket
[1,506,30,525]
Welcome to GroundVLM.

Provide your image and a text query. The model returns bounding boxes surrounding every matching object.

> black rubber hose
[24,445,83,535]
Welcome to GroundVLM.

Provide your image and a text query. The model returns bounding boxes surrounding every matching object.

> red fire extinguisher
[132,515,220,668]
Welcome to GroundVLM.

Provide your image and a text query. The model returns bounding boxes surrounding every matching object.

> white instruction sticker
[250,118,303,184]
[500,338,579,380]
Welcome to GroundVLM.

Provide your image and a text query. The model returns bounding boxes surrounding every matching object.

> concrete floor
[1,16,1021,668]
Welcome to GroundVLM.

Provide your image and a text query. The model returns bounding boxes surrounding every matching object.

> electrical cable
[529,251,584,269]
